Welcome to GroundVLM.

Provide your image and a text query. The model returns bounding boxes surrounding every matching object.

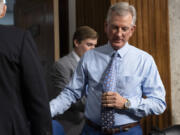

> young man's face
[74,38,97,57]
[105,12,136,50]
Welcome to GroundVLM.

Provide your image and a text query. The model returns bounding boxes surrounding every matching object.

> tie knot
[111,51,119,63]
[112,51,118,58]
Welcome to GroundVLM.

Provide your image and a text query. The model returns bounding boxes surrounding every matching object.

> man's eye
[112,26,118,30]
[122,27,129,32]
[86,43,93,46]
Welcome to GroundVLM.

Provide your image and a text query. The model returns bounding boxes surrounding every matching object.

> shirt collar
[107,42,130,58]
[72,50,80,62]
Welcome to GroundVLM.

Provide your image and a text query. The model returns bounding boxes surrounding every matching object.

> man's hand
[101,91,127,109]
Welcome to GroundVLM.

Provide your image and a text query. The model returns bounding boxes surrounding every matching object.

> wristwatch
[124,99,131,109]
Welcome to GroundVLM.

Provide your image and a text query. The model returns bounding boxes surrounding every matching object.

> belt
[85,118,139,134]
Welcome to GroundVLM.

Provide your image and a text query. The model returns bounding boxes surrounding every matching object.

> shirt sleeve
[127,56,166,118]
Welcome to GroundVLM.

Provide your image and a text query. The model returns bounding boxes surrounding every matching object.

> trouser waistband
[85,118,140,134]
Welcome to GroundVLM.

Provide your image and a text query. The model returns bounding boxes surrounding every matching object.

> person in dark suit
[50,26,98,135]
[0,1,52,135]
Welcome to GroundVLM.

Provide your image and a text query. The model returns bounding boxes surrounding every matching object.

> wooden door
[110,0,171,135]
[14,0,56,100]
[76,0,110,46]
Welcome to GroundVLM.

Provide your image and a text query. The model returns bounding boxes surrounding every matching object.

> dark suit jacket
[0,25,52,135]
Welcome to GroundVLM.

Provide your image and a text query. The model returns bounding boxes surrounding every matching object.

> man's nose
[116,28,123,36]
[91,45,96,49]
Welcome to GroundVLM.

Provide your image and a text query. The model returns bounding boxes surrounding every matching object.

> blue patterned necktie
[101,51,118,129]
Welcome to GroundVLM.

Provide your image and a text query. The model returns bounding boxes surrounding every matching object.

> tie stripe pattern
[101,52,118,129]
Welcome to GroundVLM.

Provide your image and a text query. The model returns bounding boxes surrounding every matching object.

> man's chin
[111,42,125,49]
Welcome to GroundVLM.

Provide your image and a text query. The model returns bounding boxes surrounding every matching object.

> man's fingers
[102,91,115,96]
[102,102,115,107]
[102,99,115,104]
[101,97,116,108]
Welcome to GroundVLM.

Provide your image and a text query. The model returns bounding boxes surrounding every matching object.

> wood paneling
[14,0,54,63]
[111,0,172,135]
[53,0,60,61]
[76,0,110,46]
[59,0,69,57]
[14,0,55,100]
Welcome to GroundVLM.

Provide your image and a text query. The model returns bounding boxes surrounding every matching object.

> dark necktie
[101,51,118,129]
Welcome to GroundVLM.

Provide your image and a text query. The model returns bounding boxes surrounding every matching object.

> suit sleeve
[20,31,52,135]
[51,61,71,97]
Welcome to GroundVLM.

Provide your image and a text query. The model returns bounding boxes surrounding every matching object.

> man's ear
[129,25,136,37]
[74,39,79,48]
[131,25,136,33]
[0,4,7,18]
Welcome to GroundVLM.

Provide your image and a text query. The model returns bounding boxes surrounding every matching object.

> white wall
[169,0,180,124]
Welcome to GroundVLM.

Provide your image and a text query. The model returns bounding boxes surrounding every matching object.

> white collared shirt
[72,50,80,63]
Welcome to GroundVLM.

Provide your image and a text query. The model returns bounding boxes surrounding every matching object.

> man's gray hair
[106,2,136,25]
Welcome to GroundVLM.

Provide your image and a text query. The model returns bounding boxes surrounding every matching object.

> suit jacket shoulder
[50,51,78,99]
[56,51,78,71]
[0,25,25,59]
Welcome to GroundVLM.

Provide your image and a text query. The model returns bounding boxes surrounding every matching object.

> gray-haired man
[50,2,166,135]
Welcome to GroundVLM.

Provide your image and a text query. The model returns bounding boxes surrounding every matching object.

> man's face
[105,12,136,50]
[74,38,97,57]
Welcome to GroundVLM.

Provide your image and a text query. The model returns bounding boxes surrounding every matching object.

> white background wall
[169,0,180,124]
